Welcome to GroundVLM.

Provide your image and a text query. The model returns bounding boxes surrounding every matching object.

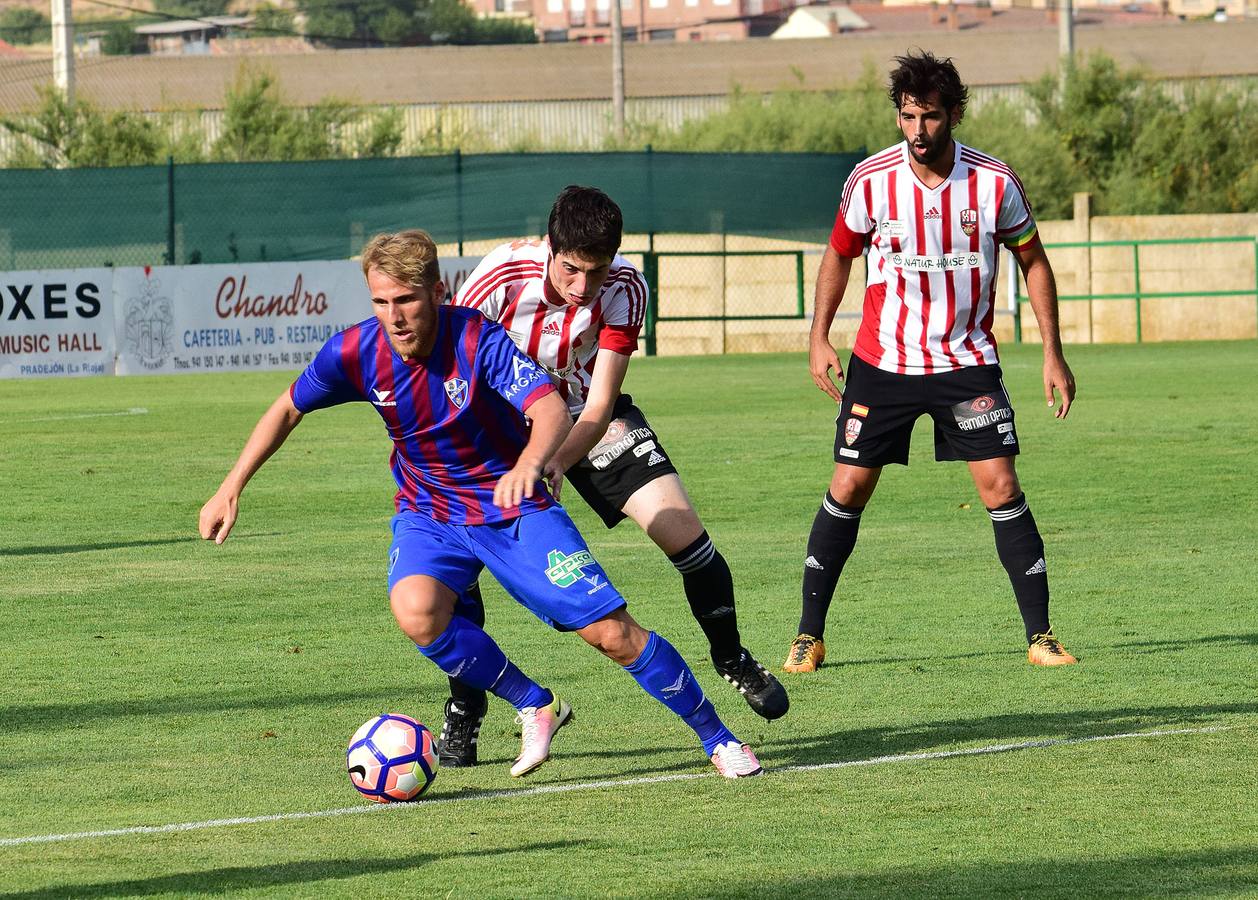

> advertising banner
[0,268,116,379]
[113,261,367,376]
[1,256,484,379]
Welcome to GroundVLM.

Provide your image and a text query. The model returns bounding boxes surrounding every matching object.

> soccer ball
[346,713,438,802]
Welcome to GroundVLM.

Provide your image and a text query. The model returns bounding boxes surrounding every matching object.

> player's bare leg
[577,608,762,778]
[968,457,1076,666]
[787,464,883,673]
[622,475,789,720]
[391,575,569,776]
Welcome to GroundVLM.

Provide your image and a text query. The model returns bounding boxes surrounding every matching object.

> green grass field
[1,340,1256,898]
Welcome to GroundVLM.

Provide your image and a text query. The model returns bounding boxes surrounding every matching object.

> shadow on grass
[467,699,1258,786]
[0,534,282,556]
[1,841,584,899]
[713,845,1258,899]
[757,700,1258,769]
[836,631,1258,667]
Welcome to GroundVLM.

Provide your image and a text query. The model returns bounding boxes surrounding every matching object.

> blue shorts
[387,506,627,632]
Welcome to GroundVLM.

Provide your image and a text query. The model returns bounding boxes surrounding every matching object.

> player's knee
[578,610,648,665]
[830,466,878,506]
[979,475,1022,509]
[389,584,451,646]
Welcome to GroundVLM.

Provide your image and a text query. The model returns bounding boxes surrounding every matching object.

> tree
[0,88,164,168]
[251,4,296,36]
[101,20,142,56]
[211,67,404,161]
[0,7,50,45]
[297,0,424,46]
[151,0,232,17]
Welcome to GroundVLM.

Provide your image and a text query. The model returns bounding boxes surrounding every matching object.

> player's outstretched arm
[1017,242,1076,419]
[198,390,304,545]
[493,391,572,509]
[550,347,630,477]
[810,247,855,403]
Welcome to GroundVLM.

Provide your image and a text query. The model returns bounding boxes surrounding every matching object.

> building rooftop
[0,18,1254,113]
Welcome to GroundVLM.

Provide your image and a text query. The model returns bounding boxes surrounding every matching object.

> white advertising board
[0,268,116,379]
[113,261,367,376]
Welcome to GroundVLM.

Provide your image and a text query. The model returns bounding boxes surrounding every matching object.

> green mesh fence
[0,151,863,271]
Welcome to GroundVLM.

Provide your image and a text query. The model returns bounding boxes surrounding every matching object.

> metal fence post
[165,155,176,265]
[795,251,805,317]
[1133,242,1142,343]
[455,147,464,256]
[643,250,658,356]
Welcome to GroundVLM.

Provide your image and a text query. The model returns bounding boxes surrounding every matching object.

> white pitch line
[27,407,149,422]
[0,725,1236,849]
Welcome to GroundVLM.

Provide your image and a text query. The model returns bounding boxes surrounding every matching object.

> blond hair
[360,230,440,290]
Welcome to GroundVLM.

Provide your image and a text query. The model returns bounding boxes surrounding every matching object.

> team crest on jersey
[844,417,862,446]
[960,209,978,236]
[444,378,469,409]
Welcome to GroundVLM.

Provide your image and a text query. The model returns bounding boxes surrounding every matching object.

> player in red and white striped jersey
[785,51,1079,675]
[437,187,787,766]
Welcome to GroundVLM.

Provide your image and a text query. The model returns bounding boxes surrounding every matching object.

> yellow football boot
[783,634,826,673]
[1027,631,1078,666]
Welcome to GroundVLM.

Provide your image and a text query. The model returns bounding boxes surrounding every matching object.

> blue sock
[624,631,737,756]
[416,615,550,711]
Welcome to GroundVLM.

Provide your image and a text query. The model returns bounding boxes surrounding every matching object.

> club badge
[960,209,978,236]
[444,378,468,409]
[844,417,862,446]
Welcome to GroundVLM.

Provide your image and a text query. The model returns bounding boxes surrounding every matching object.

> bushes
[631,53,1258,217]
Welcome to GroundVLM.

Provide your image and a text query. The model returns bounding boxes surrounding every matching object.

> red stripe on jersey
[524,298,549,361]
[913,183,934,372]
[555,301,581,372]
[938,182,963,371]
[840,146,902,215]
[449,324,488,524]
[961,168,984,365]
[456,261,543,310]
[338,324,364,394]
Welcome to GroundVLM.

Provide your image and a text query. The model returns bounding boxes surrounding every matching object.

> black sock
[799,492,863,640]
[989,494,1051,643]
[669,530,741,665]
[448,583,488,711]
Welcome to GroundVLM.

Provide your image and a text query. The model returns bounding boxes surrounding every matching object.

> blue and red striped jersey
[290,305,557,524]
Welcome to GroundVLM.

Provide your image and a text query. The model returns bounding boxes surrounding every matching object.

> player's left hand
[1043,354,1076,419]
[493,460,543,509]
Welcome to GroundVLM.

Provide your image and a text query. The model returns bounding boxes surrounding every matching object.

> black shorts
[565,394,679,528]
[833,355,1020,467]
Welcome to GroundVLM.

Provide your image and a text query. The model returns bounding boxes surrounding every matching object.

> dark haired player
[199,229,763,780]
[784,51,1079,673]
[439,186,788,766]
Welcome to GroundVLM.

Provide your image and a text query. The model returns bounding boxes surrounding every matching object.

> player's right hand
[198,492,238,545]
[809,336,845,403]
[542,458,565,501]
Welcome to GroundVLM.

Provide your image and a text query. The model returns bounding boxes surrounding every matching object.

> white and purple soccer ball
[346,713,438,802]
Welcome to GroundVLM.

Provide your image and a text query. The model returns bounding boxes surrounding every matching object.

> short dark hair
[547,185,623,261]
[888,50,968,117]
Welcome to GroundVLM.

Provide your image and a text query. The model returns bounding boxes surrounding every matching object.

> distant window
[548,0,563,10]
[543,28,569,39]
[653,27,675,38]
[649,0,668,7]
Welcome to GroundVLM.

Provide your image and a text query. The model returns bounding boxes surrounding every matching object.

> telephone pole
[611,0,625,142]
[51,0,74,103]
